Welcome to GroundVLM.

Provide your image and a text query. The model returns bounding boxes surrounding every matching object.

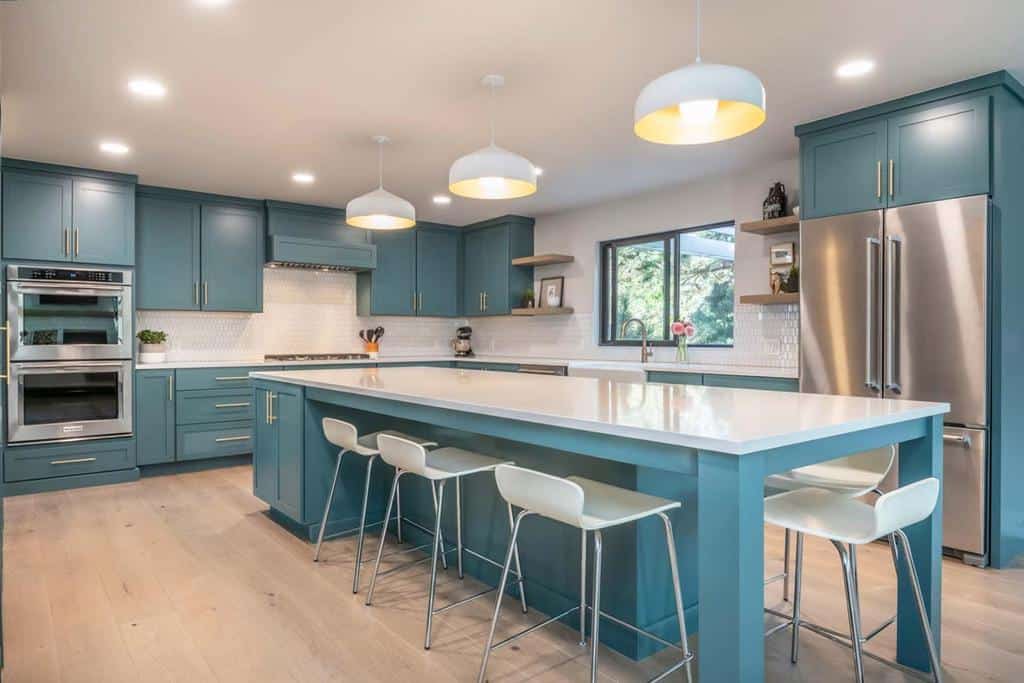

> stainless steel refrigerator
[800,194,989,565]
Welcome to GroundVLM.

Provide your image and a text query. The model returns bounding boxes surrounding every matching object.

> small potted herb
[137,329,168,363]
[522,288,536,308]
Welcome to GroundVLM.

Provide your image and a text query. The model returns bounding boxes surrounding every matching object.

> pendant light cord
[488,80,497,147]
[695,0,702,63]
[377,138,384,189]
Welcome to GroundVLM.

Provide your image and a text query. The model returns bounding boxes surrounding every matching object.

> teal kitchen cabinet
[201,204,264,312]
[415,228,460,316]
[462,215,534,316]
[252,381,304,520]
[135,370,176,466]
[800,120,887,220]
[136,187,263,312]
[645,371,704,385]
[645,370,798,393]
[136,194,201,310]
[1,161,136,265]
[361,229,417,315]
[887,94,990,207]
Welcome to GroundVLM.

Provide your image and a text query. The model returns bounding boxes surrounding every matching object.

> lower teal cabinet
[176,389,255,424]
[645,370,799,393]
[176,421,253,461]
[646,371,703,385]
[253,381,304,520]
[136,370,176,466]
[4,438,136,483]
[455,361,519,372]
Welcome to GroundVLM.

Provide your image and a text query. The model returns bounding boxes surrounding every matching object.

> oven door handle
[11,282,127,294]
[11,361,128,373]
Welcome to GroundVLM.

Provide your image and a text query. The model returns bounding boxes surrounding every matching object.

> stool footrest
[764,607,895,645]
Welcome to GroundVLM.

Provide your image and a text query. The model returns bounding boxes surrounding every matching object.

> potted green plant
[522,288,536,308]
[137,329,168,363]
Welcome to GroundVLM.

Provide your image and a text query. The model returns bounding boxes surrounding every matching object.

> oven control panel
[13,267,125,283]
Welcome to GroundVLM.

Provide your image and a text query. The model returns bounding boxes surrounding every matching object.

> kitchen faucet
[621,318,653,363]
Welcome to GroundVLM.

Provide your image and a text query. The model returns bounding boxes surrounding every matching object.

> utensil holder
[364,342,379,359]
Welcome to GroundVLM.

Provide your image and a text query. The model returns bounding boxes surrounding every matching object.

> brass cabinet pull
[51,457,97,465]
[203,281,209,306]
[168,374,174,401]
[265,391,271,424]
[418,292,422,311]
[194,282,200,306]
[215,402,250,409]
[215,376,248,381]
[413,290,417,310]
[483,291,488,310]
[74,228,80,257]
[215,435,250,443]
[876,161,882,199]
[268,393,276,423]
[888,159,894,198]
[64,229,70,256]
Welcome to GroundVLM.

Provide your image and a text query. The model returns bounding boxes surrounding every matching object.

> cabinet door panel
[801,120,887,219]
[200,204,264,312]
[273,387,303,520]
[253,387,277,504]
[370,230,416,315]
[462,229,489,316]
[483,225,510,315]
[416,229,459,316]
[136,195,201,310]
[136,370,175,466]
[888,95,990,206]
[2,169,72,262]
[72,178,135,265]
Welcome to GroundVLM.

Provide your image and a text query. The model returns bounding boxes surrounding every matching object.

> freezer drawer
[880,426,987,561]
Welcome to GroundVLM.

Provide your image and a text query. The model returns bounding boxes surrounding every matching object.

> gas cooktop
[264,353,371,361]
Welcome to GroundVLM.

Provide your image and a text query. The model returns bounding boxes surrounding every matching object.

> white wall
[471,157,801,368]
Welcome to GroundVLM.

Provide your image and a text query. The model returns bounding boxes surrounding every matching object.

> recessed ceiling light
[836,59,875,79]
[432,195,452,205]
[127,78,167,99]
[533,167,544,176]
[292,172,315,184]
[99,141,130,155]
[193,0,233,7]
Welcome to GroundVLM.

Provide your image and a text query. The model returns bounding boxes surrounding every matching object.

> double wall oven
[5,265,133,444]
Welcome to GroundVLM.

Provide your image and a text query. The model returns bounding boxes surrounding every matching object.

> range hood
[265,200,377,271]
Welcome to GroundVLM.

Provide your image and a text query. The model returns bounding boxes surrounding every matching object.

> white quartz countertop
[249,367,945,455]
[134,354,798,379]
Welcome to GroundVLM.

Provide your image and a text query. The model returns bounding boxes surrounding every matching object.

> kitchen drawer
[646,371,704,385]
[174,366,278,391]
[4,438,136,483]
[455,361,519,372]
[701,374,799,392]
[382,361,453,368]
[176,388,255,424]
[176,421,253,461]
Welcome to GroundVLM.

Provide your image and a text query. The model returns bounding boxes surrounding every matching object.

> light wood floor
[3,465,1022,682]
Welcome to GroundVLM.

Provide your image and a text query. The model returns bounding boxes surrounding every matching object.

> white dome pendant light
[634,0,766,145]
[346,135,416,230]
[449,75,537,200]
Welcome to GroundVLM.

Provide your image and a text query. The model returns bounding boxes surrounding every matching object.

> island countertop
[249,366,946,455]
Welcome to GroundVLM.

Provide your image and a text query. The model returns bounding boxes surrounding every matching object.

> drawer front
[382,361,452,368]
[702,374,799,392]
[175,366,277,392]
[646,371,704,385]
[176,421,253,461]
[176,388,255,424]
[455,361,519,372]
[4,438,136,483]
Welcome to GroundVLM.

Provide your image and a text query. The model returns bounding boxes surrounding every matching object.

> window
[601,221,735,346]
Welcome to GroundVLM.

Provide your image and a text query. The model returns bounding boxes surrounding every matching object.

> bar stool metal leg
[579,528,587,646]
[783,527,792,602]
[893,530,943,683]
[431,481,449,571]
[395,477,403,544]
[456,476,465,579]
[425,480,447,649]
[314,449,347,562]
[790,531,804,664]
[351,455,377,593]
[507,502,527,613]
[365,470,402,607]
[658,512,693,683]
[833,540,866,683]
[590,530,603,683]
[477,510,530,683]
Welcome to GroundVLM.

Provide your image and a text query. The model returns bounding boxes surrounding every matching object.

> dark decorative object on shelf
[762,182,788,220]
[781,265,800,293]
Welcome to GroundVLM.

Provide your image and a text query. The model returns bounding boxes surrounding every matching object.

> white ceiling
[1,0,1022,225]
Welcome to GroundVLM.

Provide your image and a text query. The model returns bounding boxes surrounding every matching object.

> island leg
[895,414,943,674]
[697,450,765,683]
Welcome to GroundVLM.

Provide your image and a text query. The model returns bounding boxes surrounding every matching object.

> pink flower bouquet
[671,319,696,361]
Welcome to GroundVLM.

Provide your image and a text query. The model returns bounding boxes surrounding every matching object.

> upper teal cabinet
[356,223,460,317]
[887,95,990,207]
[462,216,534,316]
[797,89,993,219]
[136,187,263,312]
[1,161,136,266]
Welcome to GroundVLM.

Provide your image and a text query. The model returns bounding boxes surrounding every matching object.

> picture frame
[770,242,795,267]
[539,276,565,309]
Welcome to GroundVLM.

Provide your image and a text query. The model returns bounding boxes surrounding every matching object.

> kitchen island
[249,366,947,683]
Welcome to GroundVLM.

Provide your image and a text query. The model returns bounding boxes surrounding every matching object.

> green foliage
[614,241,666,340]
[137,329,167,344]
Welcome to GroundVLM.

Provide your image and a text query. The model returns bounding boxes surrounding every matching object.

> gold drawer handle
[51,457,97,465]
[215,435,250,443]
[215,376,249,381]
[215,402,250,409]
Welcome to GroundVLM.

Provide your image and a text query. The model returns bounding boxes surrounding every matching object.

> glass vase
[676,337,688,362]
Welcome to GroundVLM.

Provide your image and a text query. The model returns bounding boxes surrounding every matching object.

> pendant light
[634,0,766,145]
[449,75,537,200]
[346,135,416,230]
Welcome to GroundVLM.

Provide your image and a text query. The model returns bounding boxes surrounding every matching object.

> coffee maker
[451,326,473,357]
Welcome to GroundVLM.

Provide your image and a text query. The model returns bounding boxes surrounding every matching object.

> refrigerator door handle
[865,237,881,391]
[885,234,903,394]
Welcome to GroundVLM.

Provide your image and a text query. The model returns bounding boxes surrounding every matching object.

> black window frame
[599,219,736,348]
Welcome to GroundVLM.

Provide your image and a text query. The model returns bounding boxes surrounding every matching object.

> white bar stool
[478,464,694,683]
[765,446,896,601]
[764,478,943,683]
[365,434,528,650]
[313,418,438,594]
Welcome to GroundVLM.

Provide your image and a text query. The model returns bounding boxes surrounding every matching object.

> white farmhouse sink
[567,361,647,383]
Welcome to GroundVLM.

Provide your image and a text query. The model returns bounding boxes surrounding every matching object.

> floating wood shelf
[739,215,800,235]
[511,254,574,267]
[510,306,575,316]
[739,293,799,305]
